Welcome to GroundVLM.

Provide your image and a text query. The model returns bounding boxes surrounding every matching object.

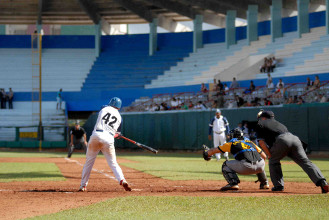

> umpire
[67,120,87,158]
[255,110,328,193]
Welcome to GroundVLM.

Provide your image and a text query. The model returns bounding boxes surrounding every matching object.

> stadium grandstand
[0,0,329,151]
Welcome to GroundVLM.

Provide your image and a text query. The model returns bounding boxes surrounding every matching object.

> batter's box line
[64,157,116,181]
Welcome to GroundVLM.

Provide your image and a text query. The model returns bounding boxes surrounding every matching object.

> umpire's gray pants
[269,132,325,188]
[226,159,267,183]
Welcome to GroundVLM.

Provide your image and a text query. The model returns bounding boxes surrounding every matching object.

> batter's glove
[202,145,212,161]
[114,132,121,139]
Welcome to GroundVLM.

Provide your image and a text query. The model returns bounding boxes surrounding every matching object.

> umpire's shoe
[320,180,329,194]
[220,184,239,191]
[271,186,284,192]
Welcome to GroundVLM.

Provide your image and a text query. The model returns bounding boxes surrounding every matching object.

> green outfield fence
[84,103,329,152]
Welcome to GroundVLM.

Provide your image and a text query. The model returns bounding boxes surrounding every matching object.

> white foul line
[64,157,116,181]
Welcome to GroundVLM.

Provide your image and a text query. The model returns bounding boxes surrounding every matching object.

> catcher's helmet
[229,128,244,140]
[109,97,122,109]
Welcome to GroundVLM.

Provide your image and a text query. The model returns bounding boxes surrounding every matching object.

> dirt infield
[0,157,323,219]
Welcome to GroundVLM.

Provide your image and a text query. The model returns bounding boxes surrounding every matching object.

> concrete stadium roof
[0,0,326,32]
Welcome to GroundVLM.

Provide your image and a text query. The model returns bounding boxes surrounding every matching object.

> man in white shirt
[276,79,285,90]
[208,109,230,161]
[79,97,131,192]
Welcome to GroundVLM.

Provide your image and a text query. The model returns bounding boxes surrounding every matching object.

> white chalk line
[64,157,116,181]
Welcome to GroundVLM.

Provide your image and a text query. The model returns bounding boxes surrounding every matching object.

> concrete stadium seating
[0,48,95,92]
[0,101,67,141]
[82,48,190,90]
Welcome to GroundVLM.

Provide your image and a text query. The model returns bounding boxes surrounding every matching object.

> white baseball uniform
[80,106,126,188]
[209,115,230,160]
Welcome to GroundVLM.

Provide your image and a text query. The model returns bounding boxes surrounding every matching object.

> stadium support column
[327,0,329,34]
[95,23,101,57]
[271,0,282,42]
[193,15,203,53]
[226,10,236,49]
[247,5,258,45]
[36,24,42,34]
[149,18,158,56]
[298,0,310,38]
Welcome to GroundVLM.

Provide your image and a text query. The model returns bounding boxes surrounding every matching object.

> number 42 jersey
[92,106,122,143]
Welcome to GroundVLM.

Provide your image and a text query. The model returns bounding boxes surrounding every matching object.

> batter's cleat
[220,184,239,191]
[120,180,132,191]
[271,186,284,192]
[78,186,87,192]
[259,182,270,190]
[320,181,328,194]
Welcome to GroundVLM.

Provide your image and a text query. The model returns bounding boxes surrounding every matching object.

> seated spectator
[235,95,245,107]
[271,56,277,71]
[229,77,239,89]
[251,97,261,106]
[276,78,285,90]
[188,101,194,109]
[313,75,320,89]
[180,102,188,110]
[319,94,328,103]
[194,101,207,110]
[243,81,256,94]
[217,79,224,92]
[263,98,273,106]
[266,58,272,73]
[305,77,313,90]
[170,97,179,110]
[297,96,305,105]
[260,57,267,73]
[211,100,218,109]
[285,96,294,104]
[201,83,208,93]
[177,98,183,106]
[160,102,169,111]
[224,83,229,93]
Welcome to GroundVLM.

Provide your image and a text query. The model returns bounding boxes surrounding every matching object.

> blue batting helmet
[109,97,122,109]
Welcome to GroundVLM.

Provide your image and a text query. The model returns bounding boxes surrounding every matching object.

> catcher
[203,128,269,191]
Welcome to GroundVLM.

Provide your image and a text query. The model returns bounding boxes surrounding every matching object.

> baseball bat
[120,135,158,154]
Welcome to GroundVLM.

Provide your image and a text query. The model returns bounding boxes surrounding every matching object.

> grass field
[31,195,329,220]
[1,151,329,219]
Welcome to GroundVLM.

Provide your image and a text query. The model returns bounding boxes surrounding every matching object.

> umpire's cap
[109,97,122,109]
[257,110,274,119]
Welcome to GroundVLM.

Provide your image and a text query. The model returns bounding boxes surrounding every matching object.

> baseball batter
[208,109,230,161]
[203,128,269,191]
[78,97,131,192]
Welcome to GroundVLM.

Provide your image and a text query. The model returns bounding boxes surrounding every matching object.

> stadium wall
[84,104,329,152]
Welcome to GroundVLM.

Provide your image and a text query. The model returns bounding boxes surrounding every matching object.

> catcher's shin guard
[222,161,240,185]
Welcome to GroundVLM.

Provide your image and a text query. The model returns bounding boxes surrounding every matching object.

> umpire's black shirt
[70,127,86,139]
[256,119,288,147]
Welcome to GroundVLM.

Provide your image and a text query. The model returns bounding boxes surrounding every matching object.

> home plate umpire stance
[255,110,328,193]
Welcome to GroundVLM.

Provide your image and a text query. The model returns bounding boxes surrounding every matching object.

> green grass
[0,162,65,182]
[119,153,329,183]
[30,195,329,220]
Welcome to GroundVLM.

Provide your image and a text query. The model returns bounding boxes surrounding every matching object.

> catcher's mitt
[202,145,212,161]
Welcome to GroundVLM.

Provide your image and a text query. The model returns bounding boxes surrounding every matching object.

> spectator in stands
[263,98,273,106]
[243,81,256,94]
[305,77,313,90]
[211,100,218,109]
[201,83,208,93]
[224,83,229,93]
[56,88,63,110]
[235,95,245,107]
[271,57,277,72]
[260,57,267,73]
[7,88,13,109]
[154,104,160,111]
[266,73,275,96]
[318,94,327,103]
[160,102,169,111]
[251,97,261,106]
[170,97,179,110]
[229,77,239,89]
[276,79,285,90]
[266,58,272,73]
[313,75,320,89]
[1,88,6,109]
[188,101,194,109]
[297,96,305,105]
[217,80,224,92]
[180,102,188,110]
[194,101,207,110]
[177,98,183,107]
[216,90,225,108]
[285,96,294,104]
